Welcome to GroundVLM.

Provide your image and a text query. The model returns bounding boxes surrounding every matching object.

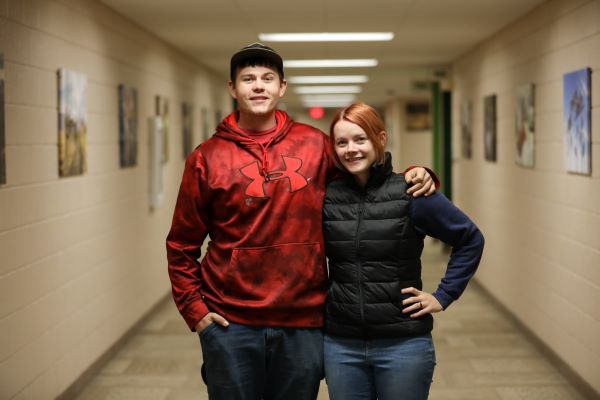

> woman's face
[333,119,378,185]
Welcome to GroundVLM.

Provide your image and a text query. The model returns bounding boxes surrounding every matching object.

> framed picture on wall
[460,100,472,159]
[182,102,193,158]
[563,68,591,175]
[155,95,169,164]
[58,68,88,177]
[215,110,222,128]
[148,116,164,209]
[0,53,5,185]
[405,102,431,131]
[515,83,535,168]
[118,84,138,168]
[201,107,209,142]
[484,94,497,162]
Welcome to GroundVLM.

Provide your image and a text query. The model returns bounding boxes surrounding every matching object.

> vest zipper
[355,193,366,325]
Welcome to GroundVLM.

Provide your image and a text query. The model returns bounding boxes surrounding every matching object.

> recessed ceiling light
[285,59,378,68]
[288,75,369,84]
[293,86,362,94]
[259,32,394,42]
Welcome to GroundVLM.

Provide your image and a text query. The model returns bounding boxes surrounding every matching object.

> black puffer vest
[323,153,433,338]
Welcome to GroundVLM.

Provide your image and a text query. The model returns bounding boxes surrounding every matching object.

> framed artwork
[148,116,164,209]
[58,68,87,177]
[182,102,193,158]
[515,83,535,168]
[155,95,169,164]
[484,94,497,162]
[563,68,591,175]
[118,84,138,168]
[405,102,431,131]
[460,100,472,159]
[215,110,222,128]
[0,54,5,185]
[201,107,209,142]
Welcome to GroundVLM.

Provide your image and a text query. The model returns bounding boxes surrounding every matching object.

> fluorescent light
[294,86,362,94]
[259,32,394,42]
[301,94,356,103]
[285,59,378,68]
[288,75,369,84]
[302,100,354,108]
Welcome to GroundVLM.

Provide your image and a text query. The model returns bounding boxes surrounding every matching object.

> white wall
[452,0,600,393]
[0,0,229,398]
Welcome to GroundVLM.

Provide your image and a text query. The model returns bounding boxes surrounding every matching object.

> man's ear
[278,79,288,97]
[228,80,237,99]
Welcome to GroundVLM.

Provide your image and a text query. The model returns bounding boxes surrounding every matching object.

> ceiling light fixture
[285,59,378,68]
[293,86,362,94]
[259,32,394,42]
[288,75,369,84]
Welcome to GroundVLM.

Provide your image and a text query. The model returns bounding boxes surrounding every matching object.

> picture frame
[484,94,497,162]
[405,102,431,131]
[148,116,164,209]
[563,68,591,175]
[118,84,138,168]
[58,68,88,177]
[182,102,193,158]
[515,83,535,168]
[460,100,472,159]
[0,54,5,185]
[155,95,169,164]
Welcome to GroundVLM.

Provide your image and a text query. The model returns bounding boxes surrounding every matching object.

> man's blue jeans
[199,322,323,400]
[324,333,436,400]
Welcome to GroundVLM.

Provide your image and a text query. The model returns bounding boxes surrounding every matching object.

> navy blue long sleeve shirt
[410,192,485,309]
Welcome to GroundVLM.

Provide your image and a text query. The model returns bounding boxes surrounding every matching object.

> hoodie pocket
[224,242,325,307]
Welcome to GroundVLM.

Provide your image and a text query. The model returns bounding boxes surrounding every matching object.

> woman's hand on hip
[401,287,443,318]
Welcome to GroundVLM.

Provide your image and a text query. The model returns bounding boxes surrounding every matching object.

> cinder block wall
[452,0,599,393]
[0,0,229,398]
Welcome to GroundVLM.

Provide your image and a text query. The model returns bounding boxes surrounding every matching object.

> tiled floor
[74,241,587,400]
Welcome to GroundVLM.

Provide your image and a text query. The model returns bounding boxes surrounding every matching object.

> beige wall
[452,0,600,393]
[0,0,229,398]
[385,99,433,172]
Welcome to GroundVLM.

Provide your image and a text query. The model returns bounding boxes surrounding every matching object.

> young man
[166,43,437,400]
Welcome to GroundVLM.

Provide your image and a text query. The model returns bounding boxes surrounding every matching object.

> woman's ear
[378,130,388,146]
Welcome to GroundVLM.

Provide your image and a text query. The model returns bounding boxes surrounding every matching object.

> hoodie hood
[214,110,294,177]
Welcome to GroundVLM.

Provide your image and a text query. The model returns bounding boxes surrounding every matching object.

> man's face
[228,65,287,118]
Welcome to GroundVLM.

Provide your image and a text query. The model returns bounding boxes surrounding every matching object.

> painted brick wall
[452,0,600,393]
[0,0,229,398]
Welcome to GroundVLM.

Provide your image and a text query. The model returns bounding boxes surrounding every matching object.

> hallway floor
[74,241,587,400]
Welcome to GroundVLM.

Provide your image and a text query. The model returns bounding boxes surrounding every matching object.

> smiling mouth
[346,157,364,163]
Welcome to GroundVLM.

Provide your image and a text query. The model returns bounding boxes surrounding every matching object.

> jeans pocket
[199,322,219,339]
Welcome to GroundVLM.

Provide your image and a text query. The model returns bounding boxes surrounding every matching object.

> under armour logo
[240,156,308,198]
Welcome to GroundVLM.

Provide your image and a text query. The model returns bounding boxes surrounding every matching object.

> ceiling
[101,0,547,110]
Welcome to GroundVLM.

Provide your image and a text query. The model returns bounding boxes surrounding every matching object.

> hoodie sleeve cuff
[183,302,210,332]
[432,289,453,310]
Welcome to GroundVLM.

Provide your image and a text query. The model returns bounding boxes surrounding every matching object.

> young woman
[322,102,485,400]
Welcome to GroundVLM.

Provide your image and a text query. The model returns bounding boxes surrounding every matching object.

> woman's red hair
[329,102,388,170]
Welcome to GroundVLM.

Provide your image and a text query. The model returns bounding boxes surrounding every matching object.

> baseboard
[57,293,172,400]
[472,279,598,399]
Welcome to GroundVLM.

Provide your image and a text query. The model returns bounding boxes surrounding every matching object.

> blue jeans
[199,322,323,400]
[324,333,436,400]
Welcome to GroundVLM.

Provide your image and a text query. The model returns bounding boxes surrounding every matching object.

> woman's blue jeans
[324,333,436,400]
[199,322,323,400]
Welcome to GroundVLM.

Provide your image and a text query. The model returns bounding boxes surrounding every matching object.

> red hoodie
[167,110,334,330]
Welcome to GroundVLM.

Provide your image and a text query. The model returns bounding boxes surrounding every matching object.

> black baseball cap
[230,42,284,80]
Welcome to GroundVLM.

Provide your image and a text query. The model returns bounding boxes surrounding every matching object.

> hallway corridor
[73,241,587,400]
